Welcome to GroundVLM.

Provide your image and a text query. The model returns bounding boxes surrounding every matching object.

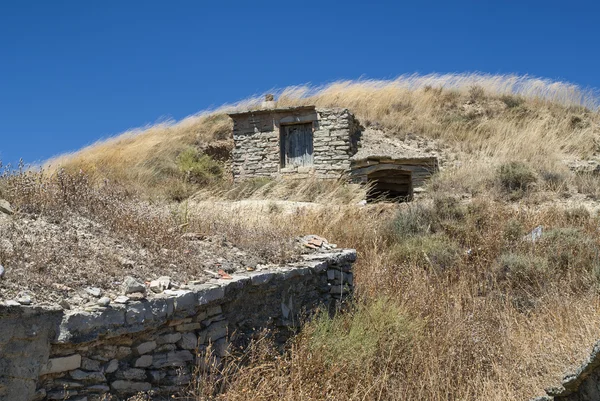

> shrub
[541,228,600,273]
[434,196,465,221]
[309,298,421,369]
[176,147,222,185]
[391,205,435,239]
[540,169,567,192]
[564,206,590,224]
[503,219,524,242]
[500,94,525,109]
[497,161,537,193]
[391,235,462,272]
[497,252,550,287]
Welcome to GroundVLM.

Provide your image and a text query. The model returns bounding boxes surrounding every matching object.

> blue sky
[1,0,598,165]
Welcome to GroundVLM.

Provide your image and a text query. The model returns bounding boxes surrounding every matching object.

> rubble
[298,235,337,251]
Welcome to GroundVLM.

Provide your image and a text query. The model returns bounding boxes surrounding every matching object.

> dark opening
[367,169,413,202]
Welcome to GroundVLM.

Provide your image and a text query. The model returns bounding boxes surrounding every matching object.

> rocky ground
[352,127,456,169]
[0,199,276,308]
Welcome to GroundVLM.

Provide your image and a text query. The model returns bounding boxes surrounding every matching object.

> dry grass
[45,73,600,200]
[180,199,600,401]
[17,73,600,399]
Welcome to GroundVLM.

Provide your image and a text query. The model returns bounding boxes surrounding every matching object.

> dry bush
[177,198,600,401]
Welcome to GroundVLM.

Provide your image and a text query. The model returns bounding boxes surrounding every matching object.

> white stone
[97,297,111,307]
[122,276,145,294]
[0,199,13,215]
[113,295,129,304]
[85,287,102,298]
[149,276,171,293]
[40,354,82,375]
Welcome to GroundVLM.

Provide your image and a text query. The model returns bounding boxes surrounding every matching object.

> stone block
[151,350,194,369]
[156,332,182,345]
[177,332,197,350]
[118,368,147,381]
[176,322,201,332]
[197,285,225,306]
[125,303,154,326]
[104,359,119,374]
[81,357,101,372]
[156,343,177,353]
[134,340,156,355]
[69,369,106,383]
[250,272,274,286]
[134,355,152,368]
[111,380,151,393]
[40,354,82,375]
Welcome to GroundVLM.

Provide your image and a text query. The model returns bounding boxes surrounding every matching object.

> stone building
[229,106,361,180]
[228,101,439,201]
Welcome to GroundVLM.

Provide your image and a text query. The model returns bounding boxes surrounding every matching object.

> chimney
[261,94,276,109]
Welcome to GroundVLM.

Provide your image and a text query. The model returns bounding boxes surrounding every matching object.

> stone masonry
[229,106,361,180]
[0,249,355,401]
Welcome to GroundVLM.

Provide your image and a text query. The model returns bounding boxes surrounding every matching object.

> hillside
[3,73,600,400]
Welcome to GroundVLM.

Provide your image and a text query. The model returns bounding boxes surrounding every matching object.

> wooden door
[282,123,313,167]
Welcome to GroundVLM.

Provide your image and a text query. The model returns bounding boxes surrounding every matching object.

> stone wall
[230,107,361,180]
[0,250,356,401]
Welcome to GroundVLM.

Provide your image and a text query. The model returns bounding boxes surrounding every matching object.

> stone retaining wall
[0,250,356,401]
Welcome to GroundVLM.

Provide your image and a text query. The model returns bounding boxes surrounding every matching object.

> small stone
[85,287,102,298]
[134,340,157,355]
[177,332,197,350]
[97,297,111,307]
[113,295,129,304]
[119,368,147,381]
[110,380,151,393]
[105,359,119,374]
[59,299,71,310]
[69,369,106,383]
[17,295,31,305]
[149,276,171,293]
[0,264,4,278]
[134,355,153,368]
[81,357,102,371]
[40,354,82,375]
[122,276,145,294]
[156,332,182,345]
[0,199,13,215]
[5,300,20,306]
[127,292,146,300]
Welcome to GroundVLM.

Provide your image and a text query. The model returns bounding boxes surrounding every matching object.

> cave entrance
[367,169,413,202]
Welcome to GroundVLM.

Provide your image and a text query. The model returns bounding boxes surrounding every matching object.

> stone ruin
[228,100,439,201]
[0,249,356,401]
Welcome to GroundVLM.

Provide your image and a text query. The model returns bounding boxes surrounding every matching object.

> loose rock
[97,297,111,307]
[122,276,145,294]
[113,295,129,304]
[0,199,13,215]
[85,287,102,298]
[149,276,171,293]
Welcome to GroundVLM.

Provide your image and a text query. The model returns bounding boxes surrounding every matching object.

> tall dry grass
[46,73,600,199]
[181,198,600,401]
